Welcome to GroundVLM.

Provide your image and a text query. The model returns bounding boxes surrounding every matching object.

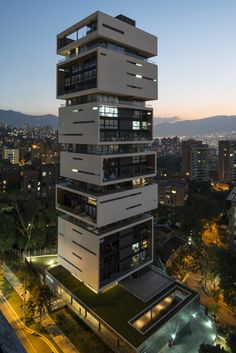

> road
[184,272,236,327]
[0,271,59,353]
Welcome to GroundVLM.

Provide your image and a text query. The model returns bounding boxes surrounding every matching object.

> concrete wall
[58,216,100,291]
[58,103,99,144]
[60,151,156,186]
[97,11,157,57]
[97,47,157,100]
[97,184,157,227]
[57,11,157,58]
[60,151,102,185]
[56,183,157,227]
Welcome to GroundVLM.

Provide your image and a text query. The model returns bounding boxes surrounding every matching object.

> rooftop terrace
[48,265,198,348]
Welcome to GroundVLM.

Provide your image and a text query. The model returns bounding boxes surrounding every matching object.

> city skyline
[1,0,236,119]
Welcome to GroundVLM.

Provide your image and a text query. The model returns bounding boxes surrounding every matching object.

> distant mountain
[154,115,236,137]
[0,110,58,129]
[155,116,180,124]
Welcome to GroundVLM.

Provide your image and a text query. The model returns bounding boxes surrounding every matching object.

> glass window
[99,105,118,117]
[132,121,140,130]
[142,121,148,130]
[132,242,140,253]
[132,254,139,265]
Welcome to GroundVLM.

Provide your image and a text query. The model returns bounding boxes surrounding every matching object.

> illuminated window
[132,254,139,264]
[132,121,140,130]
[88,197,97,206]
[99,105,118,117]
[142,240,148,249]
[142,121,148,130]
[132,242,140,253]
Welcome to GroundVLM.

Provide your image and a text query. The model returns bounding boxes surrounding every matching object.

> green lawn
[48,265,197,347]
[49,265,148,347]
[51,307,113,353]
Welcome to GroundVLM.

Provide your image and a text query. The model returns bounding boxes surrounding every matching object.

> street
[0,270,59,353]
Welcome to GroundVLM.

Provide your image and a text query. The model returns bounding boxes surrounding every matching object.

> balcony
[71,144,153,155]
[60,151,156,185]
[57,20,97,51]
[58,40,156,64]
[57,187,97,224]
[61,94,152,108]
[100,130,152,142]
[57,182,157,228]
[103,155,156,183]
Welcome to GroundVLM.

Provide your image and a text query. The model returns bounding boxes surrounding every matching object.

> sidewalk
[2,262,79,353]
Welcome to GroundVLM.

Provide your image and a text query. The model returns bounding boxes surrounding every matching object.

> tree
[208,303,220,317]
[217,249,236,308]
[25,298,37,322]
[199,343,227,353]
[30,283,53,324]
[0,211,17,254]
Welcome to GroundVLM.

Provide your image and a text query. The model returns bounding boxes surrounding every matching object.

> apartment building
[181,140,209,182]
[2,146,19,165]
[218,140,236,184]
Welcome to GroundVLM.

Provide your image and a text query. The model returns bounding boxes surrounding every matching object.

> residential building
[2,146,19,164]
[46,11,201,353]
[154,137,181,157]
[218,140,236,184]
[181,140,209,182]
[21,164,59,196]
[0,161,20,193]
[158,180,187,206]
[227,187,236,250]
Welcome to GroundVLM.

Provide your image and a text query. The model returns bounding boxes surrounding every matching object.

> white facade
[60,151,156,185]
[56,183,157,227]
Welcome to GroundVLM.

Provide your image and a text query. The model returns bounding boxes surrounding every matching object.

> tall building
[56,11,158,292]
[218,140,236,184]
[181,140,209,182]
[46,12,203,353]
[2,147,19,165]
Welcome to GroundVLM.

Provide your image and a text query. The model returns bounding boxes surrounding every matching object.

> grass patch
[51,307,112,353]
[49,265,149,346]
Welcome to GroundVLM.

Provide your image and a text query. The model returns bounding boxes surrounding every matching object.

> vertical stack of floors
[56,11,158,293]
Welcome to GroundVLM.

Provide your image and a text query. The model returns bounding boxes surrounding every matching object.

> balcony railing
[57,203,96,223]
[103,167,155,182]
[58,42,156,65]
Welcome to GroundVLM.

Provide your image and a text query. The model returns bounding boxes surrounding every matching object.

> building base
[45,264,213,353]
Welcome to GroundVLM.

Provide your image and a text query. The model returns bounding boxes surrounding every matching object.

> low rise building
[158,180,187,206]
[0,161,20,193]
[21,164,59,196]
